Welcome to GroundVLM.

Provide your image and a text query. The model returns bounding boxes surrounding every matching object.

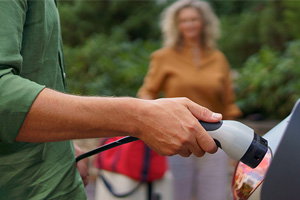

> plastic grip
[198,120,223,131]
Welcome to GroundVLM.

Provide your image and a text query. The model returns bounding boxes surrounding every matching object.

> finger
[195,124,218,154]
[186,100,222,122]
[182,129,206,157]
[189,140,206,157]
[186,117,217,155]
[178,148,192,157]
[189,146,205,157]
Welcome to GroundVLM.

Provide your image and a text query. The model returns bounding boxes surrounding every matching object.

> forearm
[16,88,141,142]
[16,88,222,157]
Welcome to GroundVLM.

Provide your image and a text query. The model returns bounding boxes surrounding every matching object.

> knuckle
[173,144,183,153]
[179,135,191,146]
[182,97,189,101]
[181,122,199,140]
[163,144,181,156]
[182,97,190,103]
[186,121,198,132]
[177,97,189,104]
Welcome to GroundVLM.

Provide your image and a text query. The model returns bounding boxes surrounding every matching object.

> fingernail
[212,113,222,120]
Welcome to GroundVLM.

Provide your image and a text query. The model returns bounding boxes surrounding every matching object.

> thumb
[187,101,222,122]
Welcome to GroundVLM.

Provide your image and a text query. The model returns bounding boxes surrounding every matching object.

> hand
[136,97,222,157]
[74,143,89,187]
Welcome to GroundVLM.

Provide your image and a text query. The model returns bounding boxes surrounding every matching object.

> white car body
[235,98,300,200]
[248,116,290,200]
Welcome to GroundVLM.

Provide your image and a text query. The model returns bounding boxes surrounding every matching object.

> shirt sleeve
[221,55,243,119]
[137,52,167,99]
[0,0,45,143]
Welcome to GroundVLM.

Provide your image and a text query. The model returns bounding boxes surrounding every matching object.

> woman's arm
[137,52,166,99]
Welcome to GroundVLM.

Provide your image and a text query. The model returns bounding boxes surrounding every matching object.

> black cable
[75,136,139,163]
[76,120,218,163]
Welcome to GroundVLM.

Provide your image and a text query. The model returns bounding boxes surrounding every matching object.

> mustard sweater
[137,47,242,119]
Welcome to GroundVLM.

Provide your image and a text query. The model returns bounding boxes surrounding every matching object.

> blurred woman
[137,0,242,200]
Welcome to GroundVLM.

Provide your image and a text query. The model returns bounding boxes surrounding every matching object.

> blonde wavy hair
[161,0,220,50]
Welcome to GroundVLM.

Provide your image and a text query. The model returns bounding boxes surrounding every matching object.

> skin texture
[17,88,221,157]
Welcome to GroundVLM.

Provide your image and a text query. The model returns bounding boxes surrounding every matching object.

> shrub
[64,31,161,97]
[236,40,300,119]
[58,1,163,46]
[218,1,300,69]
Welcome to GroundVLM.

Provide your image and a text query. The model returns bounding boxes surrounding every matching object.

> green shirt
[0,0,86,199]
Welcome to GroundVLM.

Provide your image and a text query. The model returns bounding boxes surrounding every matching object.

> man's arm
[17,88,222,157]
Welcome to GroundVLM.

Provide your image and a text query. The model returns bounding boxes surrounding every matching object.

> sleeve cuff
[0,73,45,143]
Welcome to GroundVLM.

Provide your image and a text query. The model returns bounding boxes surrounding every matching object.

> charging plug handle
[199,120,268,168]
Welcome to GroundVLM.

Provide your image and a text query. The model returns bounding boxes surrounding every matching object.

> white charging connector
[199,120,268,168]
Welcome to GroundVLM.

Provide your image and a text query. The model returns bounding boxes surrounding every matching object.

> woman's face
[177,7,203,42]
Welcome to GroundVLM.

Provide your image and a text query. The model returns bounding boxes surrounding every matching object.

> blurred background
[57,0,300,199]
[59,0,300,120]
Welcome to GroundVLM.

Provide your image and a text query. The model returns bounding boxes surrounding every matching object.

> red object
[232,148,273,200]
[94,137,167,182]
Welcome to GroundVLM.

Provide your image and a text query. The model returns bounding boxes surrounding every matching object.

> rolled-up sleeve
[0,0,45,143]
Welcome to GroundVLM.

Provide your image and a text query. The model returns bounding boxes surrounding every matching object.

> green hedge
[236,40,300,119]
[59,1,300,119]
[64,31,160,97]
[58,1,163,46]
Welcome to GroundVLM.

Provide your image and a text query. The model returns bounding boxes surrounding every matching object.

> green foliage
[58,1,163,46]
[283,1,300,39]
[209,0,263,16]
[57,0,300,119]
[218,0,300,69]
[236,40,300,119]
[219,11,262,68]
[58,1,163,97]
[64,30,160,97]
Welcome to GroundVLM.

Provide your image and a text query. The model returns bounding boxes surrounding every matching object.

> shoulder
[208,49,228,61]
[151,47,177,61]
[208,49,230,67]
